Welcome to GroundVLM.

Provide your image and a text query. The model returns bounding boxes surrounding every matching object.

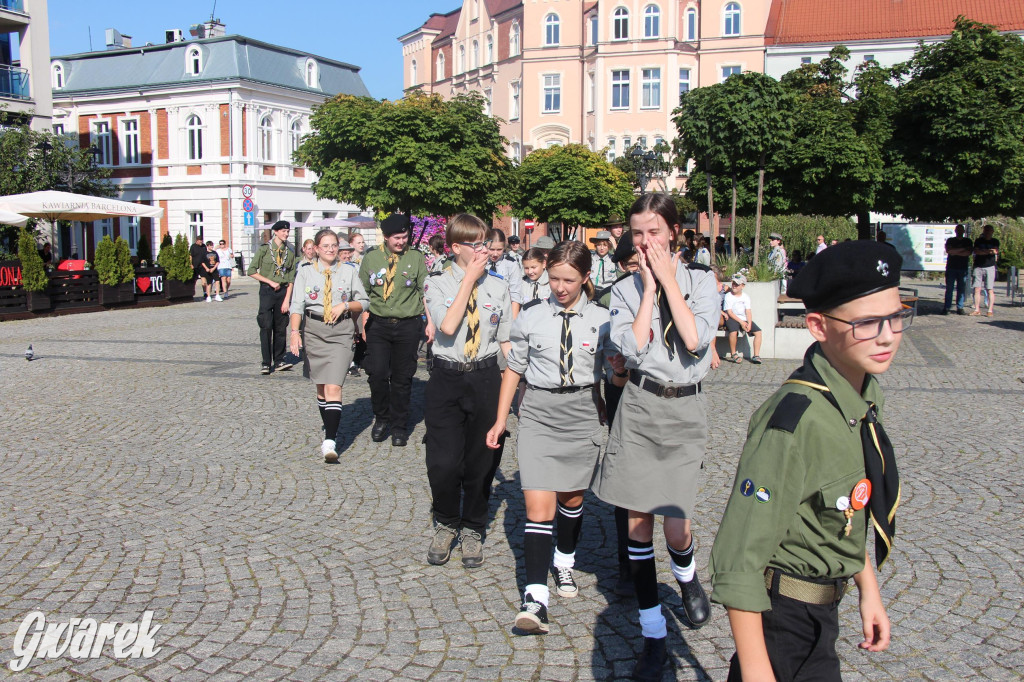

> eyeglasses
[821,307,914,340]
[457,240,492,251]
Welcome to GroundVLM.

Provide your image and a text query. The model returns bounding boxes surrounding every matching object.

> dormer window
[187,47,202,75]
[52,63,64,89]
[304,58,319,88]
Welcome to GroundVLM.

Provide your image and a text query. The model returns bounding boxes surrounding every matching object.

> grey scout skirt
[592,378,708,518]
[302,315,356,387]
[518,385,604,492]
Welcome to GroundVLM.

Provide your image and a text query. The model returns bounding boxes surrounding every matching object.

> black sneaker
[514,595,549,634]
[677,574,711,628]
[275,359,294,372]
[347,366,361,377]
[260,365,272,375]
[631,636,667,681]
[957,308,967,315]
[554,566,578,598]
[941,308,950,315]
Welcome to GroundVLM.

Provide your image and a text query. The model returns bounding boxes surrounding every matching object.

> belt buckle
[459,361,473,372]
[663,386,677,398]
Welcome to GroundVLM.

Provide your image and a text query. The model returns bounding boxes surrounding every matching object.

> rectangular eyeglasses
[822,307,914,340]
[457,240,492,251]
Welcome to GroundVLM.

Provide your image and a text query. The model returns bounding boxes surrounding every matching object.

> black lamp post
[629,143,660,193]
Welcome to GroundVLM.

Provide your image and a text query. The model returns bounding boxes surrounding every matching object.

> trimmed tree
[17,227,47,291]
[94,235,118,285]
[114,236,134,283]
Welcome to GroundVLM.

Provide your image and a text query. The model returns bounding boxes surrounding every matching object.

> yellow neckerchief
[315,258,337,323]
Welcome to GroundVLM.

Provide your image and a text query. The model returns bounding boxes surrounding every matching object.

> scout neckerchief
[656,282,686,360]
[598,256,605,285]
[382,250,399,301]
[272,238,288,277]
[784,347,900,568]
[558,307,579,386]
[489,260,498,274]
[316,259,335,323]
[464,284,481,360]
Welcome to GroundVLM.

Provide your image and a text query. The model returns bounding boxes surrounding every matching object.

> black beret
[612,230,635,264]
[380,214,411,236]
[789,240,902,312]
[271,220,291,232]
[508,235,521,244]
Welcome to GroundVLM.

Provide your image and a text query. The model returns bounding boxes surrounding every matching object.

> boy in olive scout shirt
[710,240,907,682]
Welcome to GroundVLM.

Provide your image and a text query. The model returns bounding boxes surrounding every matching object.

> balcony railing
[0,0,26,13]
[0,64,29,100]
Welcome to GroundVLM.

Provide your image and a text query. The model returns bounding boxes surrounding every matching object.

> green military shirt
[247,239,297,284]
[709,343,884,613]
[358,245,427,318]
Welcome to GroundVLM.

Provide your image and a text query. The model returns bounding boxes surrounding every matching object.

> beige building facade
[1,0,52,131]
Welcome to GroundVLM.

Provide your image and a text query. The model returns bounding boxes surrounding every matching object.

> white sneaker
[205,296,212,302]
[321,439,338,463]
[215,294,223,301]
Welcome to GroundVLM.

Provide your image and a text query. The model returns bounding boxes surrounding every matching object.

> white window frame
[459,45,466,73]
[121,118,140,165]
[187,47,202,76]
[410,59,418,86]
[52,123,65,136]
[623,136,632,152]
[510,22,521,56]
[509,81,520,120]
[51,63,64,89]
[92,120,112,166]
[588,71,596,112]
[686,8,698,41]
[122,216,139,254]
[589,14,598,45]
[188,211,204,241]
[437,52,445,80]
[542,73,561,113]
[185,114,203,161]
[644,5,660,38]
[486,35,493,63]
[679,68,691,99]
[290,118,303,155]
[801,56,812,65]
[258,114,274,162]
[483,89,492,116]
[611,69,630,110]
[606,138,616,163]
[472,40,479,69]
[724,2,741,37]
[511,142,521,163]
[721,65,741,81]
[641,68,661,109]
[613,7,629,41]
[305,59,319,88]
[544,13,560,46]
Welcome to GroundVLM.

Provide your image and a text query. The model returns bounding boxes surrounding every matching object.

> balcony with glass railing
[0,0,26,13]
[0,64,30,100]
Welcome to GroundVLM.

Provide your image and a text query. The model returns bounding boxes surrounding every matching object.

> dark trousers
[424,365,504,534]
[257,283,289,367]
[727,578,843,682]
[944,268,969,310]
[365,315,420,430]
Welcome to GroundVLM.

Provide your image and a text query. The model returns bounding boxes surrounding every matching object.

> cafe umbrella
[0,209,30,227]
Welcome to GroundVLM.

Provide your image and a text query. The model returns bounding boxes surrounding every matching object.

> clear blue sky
[47,0,459,100]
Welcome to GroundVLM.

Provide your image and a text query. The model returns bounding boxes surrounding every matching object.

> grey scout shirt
[591,253,618,288]
[610,262,719,385]
[508,296,611,389]
[424,263,512,363]
[290,260,369,332]
[522,271,551,303]
[488,255,523,304]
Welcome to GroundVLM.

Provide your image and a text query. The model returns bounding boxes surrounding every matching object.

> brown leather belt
[764,568,847,605]
[629,372,700,399]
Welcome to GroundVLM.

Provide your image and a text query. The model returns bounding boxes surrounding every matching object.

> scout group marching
[246,196,906,682]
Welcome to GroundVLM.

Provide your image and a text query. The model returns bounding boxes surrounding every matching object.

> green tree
[165,234,193,282]
[94,235,118,285]
[884,17,1024,220]
[674,85,730,248]
[17,227,47,291]
[114,236,134,283]
[137,231,152,265]
[295,91,513,229]
[512,144,634,233]
[612,139,675,192]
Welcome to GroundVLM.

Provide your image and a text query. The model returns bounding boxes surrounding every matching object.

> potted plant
[164,233,196,300]
[18,228,51,312]
[95,235,135,305]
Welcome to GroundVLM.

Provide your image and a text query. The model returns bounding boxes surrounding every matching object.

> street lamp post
[629,143,660,193]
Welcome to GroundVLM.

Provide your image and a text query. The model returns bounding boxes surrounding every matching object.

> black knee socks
[524,519,554,587]
[614,506,630,564]
[322,401,342,441]
[555,501,583,555]
[628,538,659,610]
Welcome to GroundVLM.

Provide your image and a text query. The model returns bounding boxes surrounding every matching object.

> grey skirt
[518,385,603,492]
[592,378,708,518]
[302,315,356,386]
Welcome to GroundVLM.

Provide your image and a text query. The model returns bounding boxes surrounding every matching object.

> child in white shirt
[723,273,763,364]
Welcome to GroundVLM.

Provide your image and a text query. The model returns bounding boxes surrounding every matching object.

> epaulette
[299,261,312,267]
[428,271,444,277]
[687,262,711,272]
[487,271,505,280]
[521,299,543,311]
[344,261,357,268]
[766,392,812,434]
[504,254,516,262]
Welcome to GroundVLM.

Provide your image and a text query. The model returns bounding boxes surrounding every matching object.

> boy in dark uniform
[710,240,907,681]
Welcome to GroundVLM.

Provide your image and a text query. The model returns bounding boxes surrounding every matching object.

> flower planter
[25,290,51,313]
[99,282,136,306]
[133,267,168,300]
[165,279,196,301]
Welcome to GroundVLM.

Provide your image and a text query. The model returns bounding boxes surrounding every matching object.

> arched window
[187,47,202,75]
[686,8,698,41]
[259,114,274,162]
[51,63,64,89]
[613,7,629,41]
[486,35,493,63]
[459,45,466,73]
[410,59,418,85]
[437,52,445,80]
[724,2,741,36]
[644,5,660,38]
[186,114,203,160]
[544,13,560,46]
[305,59,319,88]
[472,40,479,69]
[290,119,302,155]
[510,22,521,55]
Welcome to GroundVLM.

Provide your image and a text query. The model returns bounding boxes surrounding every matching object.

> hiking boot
[461,528,484,568]
[514,594,549,634]
[554,566,578,598]
[427,523,458,566]
[677,574,711,628]
[631,636,668,681]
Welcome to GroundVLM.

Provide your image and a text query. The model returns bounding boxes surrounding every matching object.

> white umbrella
[293,218,363,229]
[0,209,29,227]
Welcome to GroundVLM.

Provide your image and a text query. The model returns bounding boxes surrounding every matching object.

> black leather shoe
[677,574,711,628]
[391,429,409,447]
[631,636,667,681]
[371,420,390,442]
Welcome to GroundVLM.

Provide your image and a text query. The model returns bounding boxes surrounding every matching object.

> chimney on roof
[165,29,184,44]
[190,19,226,39]
[105,28,132,49]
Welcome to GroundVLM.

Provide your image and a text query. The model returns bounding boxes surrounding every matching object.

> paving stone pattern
[1,279,1022,681]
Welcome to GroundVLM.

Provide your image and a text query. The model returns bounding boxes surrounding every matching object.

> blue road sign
[244,211,254,227]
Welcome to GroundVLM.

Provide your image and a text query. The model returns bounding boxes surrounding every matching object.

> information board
[882,223,958,272]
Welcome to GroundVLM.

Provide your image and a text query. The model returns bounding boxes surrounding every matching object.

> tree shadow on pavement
[982,320,1024,332]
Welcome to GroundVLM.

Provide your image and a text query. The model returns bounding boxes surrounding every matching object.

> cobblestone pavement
[1,278,1022,681]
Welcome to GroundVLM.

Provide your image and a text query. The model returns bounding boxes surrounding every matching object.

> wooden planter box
[134,267,168,300]
[25,290,51,312]
[99,282,136,306]
[165,279,196,301]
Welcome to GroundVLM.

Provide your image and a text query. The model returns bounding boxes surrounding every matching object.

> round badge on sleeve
[850,479,871,510]
[740,479,754,496]
[836,496,851,511]
[755,486,771,503]
[489,312,499,325]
